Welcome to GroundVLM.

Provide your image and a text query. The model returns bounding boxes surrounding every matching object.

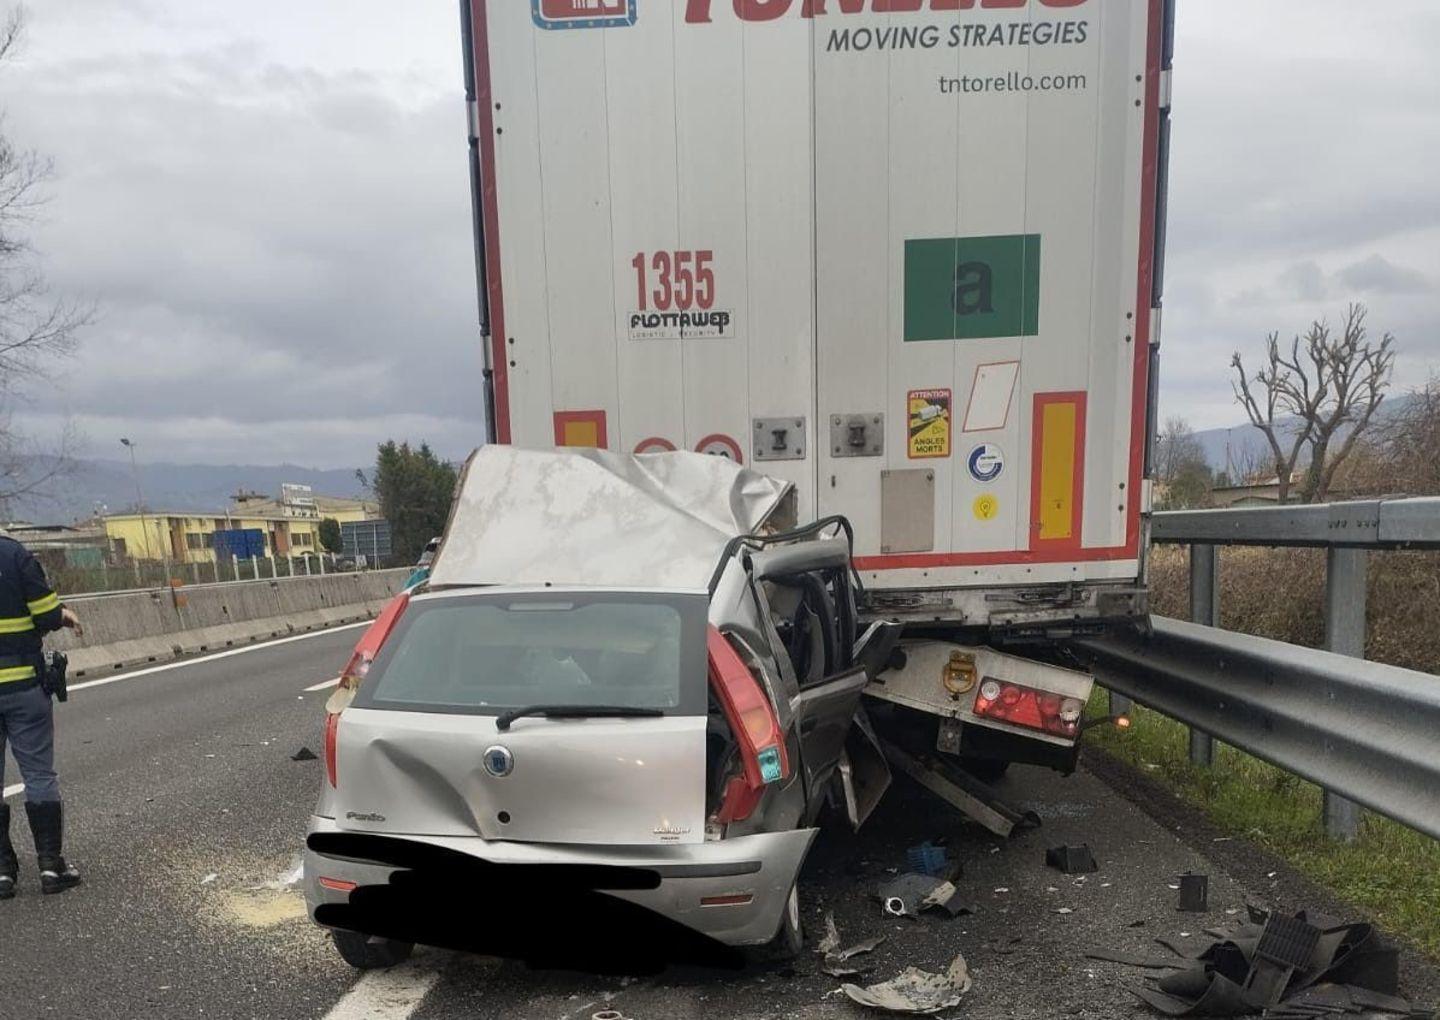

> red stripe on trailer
[471,2,511,444]
[1126,0,1166,556]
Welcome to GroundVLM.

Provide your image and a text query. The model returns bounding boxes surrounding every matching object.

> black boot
[0,804,16,899]
[24,801,81,895]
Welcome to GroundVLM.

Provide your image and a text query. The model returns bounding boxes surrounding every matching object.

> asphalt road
[1,628,1435,1020]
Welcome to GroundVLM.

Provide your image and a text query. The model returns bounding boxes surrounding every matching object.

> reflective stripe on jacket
[0,536,66,684]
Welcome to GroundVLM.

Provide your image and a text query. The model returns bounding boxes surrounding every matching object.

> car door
[775,561,869,803]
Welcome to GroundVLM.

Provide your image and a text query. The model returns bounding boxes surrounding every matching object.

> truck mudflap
[305,818,817,948]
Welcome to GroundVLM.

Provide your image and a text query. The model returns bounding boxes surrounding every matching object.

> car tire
[754,883,804,962]
[333,930,414,970]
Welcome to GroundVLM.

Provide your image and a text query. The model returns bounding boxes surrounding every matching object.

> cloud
[4,0,1439,458]
[1335,255,1431,295]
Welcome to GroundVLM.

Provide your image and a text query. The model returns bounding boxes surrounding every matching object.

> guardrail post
[1188,544,1219,766]
[1323,547,1366,842]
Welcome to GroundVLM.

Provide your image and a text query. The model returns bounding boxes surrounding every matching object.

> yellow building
[102,511,324,564]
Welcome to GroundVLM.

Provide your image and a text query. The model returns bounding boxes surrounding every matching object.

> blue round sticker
[967,444,1005,484]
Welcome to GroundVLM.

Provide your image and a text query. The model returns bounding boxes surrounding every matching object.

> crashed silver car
[304,447,893,969]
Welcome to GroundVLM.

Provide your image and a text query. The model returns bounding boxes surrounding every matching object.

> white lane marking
[3,623,368,802]
[305,677,342,692]
[67,621,369,694]
[321,953,448,1020]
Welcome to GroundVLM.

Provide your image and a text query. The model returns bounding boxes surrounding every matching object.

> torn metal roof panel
[428,446,793,590]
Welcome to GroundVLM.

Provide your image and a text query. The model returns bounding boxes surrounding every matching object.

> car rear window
[356,590,708,715]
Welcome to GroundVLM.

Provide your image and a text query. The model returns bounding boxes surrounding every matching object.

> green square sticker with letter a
[904,234,1041,342]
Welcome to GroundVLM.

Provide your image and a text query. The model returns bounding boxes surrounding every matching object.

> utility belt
[0,651,67,701]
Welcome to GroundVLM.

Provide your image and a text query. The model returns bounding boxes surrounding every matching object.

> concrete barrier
[48,569,412,677]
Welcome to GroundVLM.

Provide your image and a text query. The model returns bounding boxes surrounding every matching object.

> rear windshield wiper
[495,704,665,731]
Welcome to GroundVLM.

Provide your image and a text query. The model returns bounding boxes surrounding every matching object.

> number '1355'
[631,250,715,312]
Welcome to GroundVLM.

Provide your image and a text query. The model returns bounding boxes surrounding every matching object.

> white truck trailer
[458,0,1173,778]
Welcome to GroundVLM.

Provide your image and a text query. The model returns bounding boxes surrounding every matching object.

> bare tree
[1230,304,1394,504]
[1373,376,1440,496]
[0,6,90,509]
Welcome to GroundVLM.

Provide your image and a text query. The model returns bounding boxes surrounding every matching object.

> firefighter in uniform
[0,531,83,898]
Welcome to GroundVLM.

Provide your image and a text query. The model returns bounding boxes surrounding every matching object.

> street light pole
[121,438,170,581]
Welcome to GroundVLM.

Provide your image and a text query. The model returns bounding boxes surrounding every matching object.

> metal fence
[48,552,367,598]
[1071,497,1440,842]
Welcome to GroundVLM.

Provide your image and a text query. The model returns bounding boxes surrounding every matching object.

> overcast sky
[3,0,1436,468]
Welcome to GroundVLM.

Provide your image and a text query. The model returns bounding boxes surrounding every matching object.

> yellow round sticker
[973,494,999,521]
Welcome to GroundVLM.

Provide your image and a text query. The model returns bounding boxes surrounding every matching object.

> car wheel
[755,883,804,962]
[333,930,414,970]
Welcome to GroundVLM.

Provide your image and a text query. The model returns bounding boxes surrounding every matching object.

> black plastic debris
[920,882,971,919]
[1109,911,1432,1018]
[1047,843,1099,875]
[1241,914,1322,1008]
[291,746,319,762]
[878,873,946,918]
[1178,873,1209,912]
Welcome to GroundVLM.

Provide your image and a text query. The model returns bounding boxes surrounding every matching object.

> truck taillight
[707,626,788,824]
[323,592,411,787]
[973,679,1083,739]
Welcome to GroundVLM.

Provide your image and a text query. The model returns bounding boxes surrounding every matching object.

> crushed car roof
[426,446,793,590]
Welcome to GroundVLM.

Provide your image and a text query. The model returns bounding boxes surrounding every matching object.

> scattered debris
[1046,844,1099,874]
[842,954,972,1014]
[1057,907,1074,915]
[817,912,842,956]
[905,841,951,878]
[200,873,218,885]
[816,912,885,978]
[1177,873,1209,913]
[918,881,970,919]
[994,887,1010,894]
[879,873,947,918]
[291,746,318,762]
[1113,911,1432,1018]
[1084,948,1185,969]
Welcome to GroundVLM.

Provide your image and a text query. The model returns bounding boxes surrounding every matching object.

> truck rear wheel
[333,930,414,970]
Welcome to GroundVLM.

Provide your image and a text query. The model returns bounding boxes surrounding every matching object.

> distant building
[102,510,324,563]
[1,522,108,568]
[230,485,377,524]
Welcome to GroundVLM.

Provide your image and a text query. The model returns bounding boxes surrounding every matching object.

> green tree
[1154,417,1213,510]
[318,517,342,554]
[362,441,456,563]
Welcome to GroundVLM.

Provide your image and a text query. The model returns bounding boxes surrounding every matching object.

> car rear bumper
[303,816,816,947]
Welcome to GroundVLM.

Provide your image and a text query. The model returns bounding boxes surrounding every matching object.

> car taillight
[324,710,341,788]
[707,626,788,824]
[323,592,410,787]
[973,678,1083,739]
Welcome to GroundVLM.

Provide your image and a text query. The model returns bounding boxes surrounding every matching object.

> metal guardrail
[1150,496,1440,549]
[1071,617,1440,842]
[1076,496,1440,842]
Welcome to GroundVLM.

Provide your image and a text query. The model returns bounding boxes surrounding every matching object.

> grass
[1085,689,1440,959]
